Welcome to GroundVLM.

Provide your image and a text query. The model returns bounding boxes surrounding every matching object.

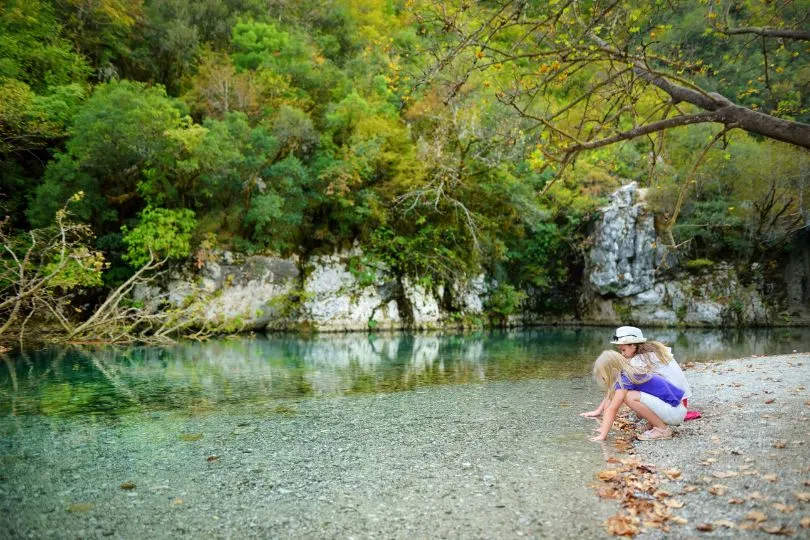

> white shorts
[639,392,687,425]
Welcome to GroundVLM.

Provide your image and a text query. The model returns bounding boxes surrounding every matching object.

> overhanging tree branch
[714,26,810,41]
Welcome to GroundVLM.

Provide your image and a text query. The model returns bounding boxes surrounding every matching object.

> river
[1,327,808,538]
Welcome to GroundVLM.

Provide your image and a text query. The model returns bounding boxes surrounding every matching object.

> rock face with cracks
[139,248,489,332]
[582,183,778,327]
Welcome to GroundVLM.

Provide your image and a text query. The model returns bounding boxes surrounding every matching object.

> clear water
[1,326,809,538]
[2,326,808,418]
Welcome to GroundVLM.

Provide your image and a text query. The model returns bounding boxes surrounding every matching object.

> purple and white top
[615,373,685,407]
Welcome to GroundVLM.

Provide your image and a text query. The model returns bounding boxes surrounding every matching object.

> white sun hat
[610,326,647,345]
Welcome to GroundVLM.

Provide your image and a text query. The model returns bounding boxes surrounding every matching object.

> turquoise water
[1,326,809,538]
[2,326,808,418]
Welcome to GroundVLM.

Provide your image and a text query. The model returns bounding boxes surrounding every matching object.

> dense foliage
[1,0,808,322]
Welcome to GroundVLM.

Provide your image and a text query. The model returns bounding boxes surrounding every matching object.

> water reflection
[1,327,808,418]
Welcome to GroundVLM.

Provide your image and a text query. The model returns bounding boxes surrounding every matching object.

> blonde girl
[580,326,692,419]
[587,350,686,441]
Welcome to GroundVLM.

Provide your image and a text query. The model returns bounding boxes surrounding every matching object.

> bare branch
[714,25,810,41]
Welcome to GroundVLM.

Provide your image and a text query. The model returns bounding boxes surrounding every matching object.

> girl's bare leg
[624,391,666,429]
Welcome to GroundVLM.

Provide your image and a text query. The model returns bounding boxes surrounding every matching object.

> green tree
[27,80,185,231]
[0,0,90,91]
[122,205,196,267]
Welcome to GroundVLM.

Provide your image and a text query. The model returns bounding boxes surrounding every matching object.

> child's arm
[590,390,626,441]
[580,396,609,418]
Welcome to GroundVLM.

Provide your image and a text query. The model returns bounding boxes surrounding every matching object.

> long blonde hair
[594,350,652,401]
[634,340,674,367]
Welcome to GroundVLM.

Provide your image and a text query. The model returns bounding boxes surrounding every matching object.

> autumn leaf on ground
[605,514,640,536]
[170,497,183,506]
[765,398,775,404]
[713,471,739,479]
[665,499,685,509]
[800,517,810,528]
[760,523,795,535]
[728,498,745,504]
[696,523,714,532]
[795,492,810,502]
[598,470,619,481]
[598,486,621,499]
[670,516,688,525]
[709,484,728,496]
[771,503,794,513]
[664,468,682,480]
[120,482,136,490]
[745,510,768,523]
[772,440,788,449]
[763,474,777,482]
[683,485,698,493]
[714,519,735,529]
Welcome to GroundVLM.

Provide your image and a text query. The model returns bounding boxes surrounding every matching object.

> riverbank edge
[622,352,810,537]
[7,321,810,351]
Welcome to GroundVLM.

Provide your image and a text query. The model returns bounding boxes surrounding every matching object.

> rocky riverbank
[130,184,809,335]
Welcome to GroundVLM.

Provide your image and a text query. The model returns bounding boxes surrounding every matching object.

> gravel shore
[2,376,616,539]
[632,352,810,538]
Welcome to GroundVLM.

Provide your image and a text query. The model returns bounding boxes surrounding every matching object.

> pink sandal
[637,426,673,441]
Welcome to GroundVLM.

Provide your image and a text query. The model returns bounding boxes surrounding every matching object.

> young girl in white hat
[587,350,687,441]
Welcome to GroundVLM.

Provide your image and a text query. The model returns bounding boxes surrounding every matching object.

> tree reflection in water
[1,327,808,419]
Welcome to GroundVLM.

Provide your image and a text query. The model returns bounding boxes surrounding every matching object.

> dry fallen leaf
[670,515,688,525]
[800,517,810,528]
[728,498,745,504]
[765,398,776,404]
[745,510,768,523]
[749,491,767,501]
[795,492,810,502]
[120,482,136,490]
[664,468,682,480]
[605,514,640,536]
[709,484,728,496]
[170,497,183,506]
[696,523,714,532]
[598,486,621,500]
[771,503,795,514]
[713,471,739,479]
[773,440,788,449]
[653,490,671,499]
[760,523,795,535]
[683,485,698,493]
[763,474,778,482]
[665,499,685,509]
[598,470,619,481]
[714,519,735,529]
